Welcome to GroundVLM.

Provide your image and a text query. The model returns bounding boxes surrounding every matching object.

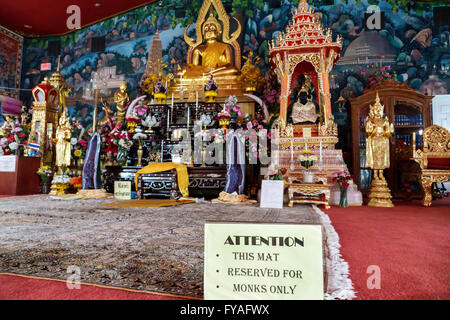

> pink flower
[19,133,26,138]
[246,122,253,129]
[267,131,272,139]
[257,125,263,130]
[237,110,242,117]
[7,135,14,142]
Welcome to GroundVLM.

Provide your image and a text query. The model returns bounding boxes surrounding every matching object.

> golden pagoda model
[171,0,243,98]
[365,92,394,207]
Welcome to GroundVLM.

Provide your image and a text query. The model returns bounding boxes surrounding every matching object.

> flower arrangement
[262,69,281,126]
[70,119,88,160]
[105,123,134,165]
[222,96,242,120]
[69,177,82,191]
[360,64,396,91]
[0,118,29,155]
[267,167,287,181]
[298,149,318,169]
[333,170,352,189]
[333,170,352,208]
[36,165,53,184]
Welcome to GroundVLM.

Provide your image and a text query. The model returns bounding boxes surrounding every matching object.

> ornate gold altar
[413,125,450,206]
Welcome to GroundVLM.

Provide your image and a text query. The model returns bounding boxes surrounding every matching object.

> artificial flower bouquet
[298,149,317,169]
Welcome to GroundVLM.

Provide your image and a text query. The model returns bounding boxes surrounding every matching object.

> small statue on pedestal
[366,92,394,207]
[54,110,72,175]
[290,76,318,124]
[114,81,130,124]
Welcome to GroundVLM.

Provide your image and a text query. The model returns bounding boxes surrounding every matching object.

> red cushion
[427,158,450,170]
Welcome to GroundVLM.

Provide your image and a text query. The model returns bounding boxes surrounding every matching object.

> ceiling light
[94,3,102,7]
[24,25,32,29]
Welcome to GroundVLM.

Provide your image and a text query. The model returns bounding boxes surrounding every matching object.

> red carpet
[326,197,450,300]
[0,273,195,300]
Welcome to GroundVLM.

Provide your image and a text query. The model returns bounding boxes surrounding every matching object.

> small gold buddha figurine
[290,77,318,124]
[114,81,130,124]
[54,109,72,174]
[181,8,241,79]
[365,92,394,207]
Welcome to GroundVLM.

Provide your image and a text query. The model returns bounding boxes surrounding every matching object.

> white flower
[70,138,78,145]
[9,142,18,150]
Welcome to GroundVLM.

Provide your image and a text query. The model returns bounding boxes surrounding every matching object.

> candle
[180,75,183,91]
[319,141,322,162]
[290,139,294,160]
[187,105,190,129]
[167,108,170,128]
[161,140,164,162]
[305,143,308,151]
[171,92,174,107]
[196,91,198,107]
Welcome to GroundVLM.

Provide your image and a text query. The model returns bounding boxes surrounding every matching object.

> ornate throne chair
[413,125,450,206]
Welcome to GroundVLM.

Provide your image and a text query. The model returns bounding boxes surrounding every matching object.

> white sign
[204,222,324,300]
[260,180,284,209]
[114,181,131,200]
[0,156,16,172]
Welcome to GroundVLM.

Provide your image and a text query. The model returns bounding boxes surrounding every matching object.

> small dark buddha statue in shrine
[289,75,319,125]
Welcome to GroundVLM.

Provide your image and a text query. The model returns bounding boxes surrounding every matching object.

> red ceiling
[0,0,158,37]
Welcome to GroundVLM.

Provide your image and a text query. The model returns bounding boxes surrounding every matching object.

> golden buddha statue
[114,81,130,124]
[365,92,394,207]
[290,77,318,124]
[54,109,72,174]
[181,10,240,79]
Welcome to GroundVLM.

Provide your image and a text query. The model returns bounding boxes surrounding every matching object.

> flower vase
[41,182,50,194]
[303,170,314,183]
[339,187,348,208]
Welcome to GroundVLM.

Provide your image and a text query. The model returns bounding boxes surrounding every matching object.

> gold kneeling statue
[366,92,394,207]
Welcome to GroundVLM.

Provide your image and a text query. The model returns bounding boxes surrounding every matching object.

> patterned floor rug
[0,195,354,299]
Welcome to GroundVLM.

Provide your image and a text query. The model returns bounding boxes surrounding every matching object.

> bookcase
[349,80,433,198]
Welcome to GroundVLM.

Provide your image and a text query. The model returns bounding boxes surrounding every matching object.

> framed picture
[0,25,23,100]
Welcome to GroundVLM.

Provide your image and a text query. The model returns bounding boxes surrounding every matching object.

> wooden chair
[413,125,450,206]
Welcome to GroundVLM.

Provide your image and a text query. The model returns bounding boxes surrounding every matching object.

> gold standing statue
[54,109,72,175]
[114,81,130,124]
[365,92,394,207]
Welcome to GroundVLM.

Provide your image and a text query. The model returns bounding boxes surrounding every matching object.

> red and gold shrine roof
[269,0,342,65]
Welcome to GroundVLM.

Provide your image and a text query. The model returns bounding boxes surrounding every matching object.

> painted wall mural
[20,0,449,128]
[0,25,23,99]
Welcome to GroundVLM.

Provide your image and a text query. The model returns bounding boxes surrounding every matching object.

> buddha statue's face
[203,22,220,41]
[119,82,127,92]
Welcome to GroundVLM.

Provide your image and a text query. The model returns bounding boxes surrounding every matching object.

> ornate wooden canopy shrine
[269,0,341,128]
